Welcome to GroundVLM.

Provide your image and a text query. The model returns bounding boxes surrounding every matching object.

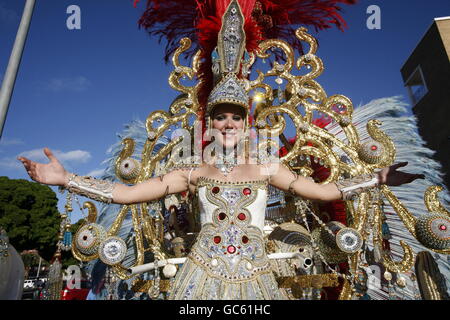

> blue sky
[1,0,449,222]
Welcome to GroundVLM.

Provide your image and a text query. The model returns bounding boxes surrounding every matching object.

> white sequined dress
[168,177,286,300]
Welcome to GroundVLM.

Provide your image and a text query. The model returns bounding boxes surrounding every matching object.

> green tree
[0,176,60,261]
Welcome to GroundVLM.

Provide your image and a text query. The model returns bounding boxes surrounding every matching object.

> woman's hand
[378,162,425,186]
[17,148,70,187]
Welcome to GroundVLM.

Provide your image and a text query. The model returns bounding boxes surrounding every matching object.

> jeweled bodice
[189,177,272,282]
[196,177,268,231]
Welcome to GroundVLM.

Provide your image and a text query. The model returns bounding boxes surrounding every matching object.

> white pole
[0,0,36,138]
[36,256,42,279]
[127,253,312,276]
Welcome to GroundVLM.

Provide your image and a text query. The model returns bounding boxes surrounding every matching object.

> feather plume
[327,96,450,299]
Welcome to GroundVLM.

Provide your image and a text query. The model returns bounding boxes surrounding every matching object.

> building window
[405,65,428,106]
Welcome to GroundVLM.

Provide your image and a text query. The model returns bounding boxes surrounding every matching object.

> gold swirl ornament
[71,202,104,261]
[382,185,450,255]
[115,138,141,184]
[358,120,396,168]
[418,186,450,250]
[415,251,449,300]
[83,201,98,223]
[374,191,415,272]
[425,186,450,217]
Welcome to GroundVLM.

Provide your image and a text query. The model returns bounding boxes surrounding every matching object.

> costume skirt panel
[168,257,287,300]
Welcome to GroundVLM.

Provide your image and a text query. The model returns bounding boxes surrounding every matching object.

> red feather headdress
[134,0,356,62]
[133,0,356,121]
[133,0,356,148]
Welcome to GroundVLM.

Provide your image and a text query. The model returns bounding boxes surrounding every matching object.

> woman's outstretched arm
[268,162,424,202]
[18,148,189,205]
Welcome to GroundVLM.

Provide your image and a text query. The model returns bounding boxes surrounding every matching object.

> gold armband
[67,174,115,203]
[335,173,379,201]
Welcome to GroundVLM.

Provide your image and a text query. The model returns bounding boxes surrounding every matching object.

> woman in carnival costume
[18,0,432,300]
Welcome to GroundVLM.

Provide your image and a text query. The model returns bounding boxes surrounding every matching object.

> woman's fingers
[17,156,40,180]
[43,147,57,162]
[392,162,408,170]
[403,173,425,184]
[18,156,32,167]
[412,174,425,182]
[18,157,30,171]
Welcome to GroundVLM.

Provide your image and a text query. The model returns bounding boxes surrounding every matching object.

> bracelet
[66,174,115,203]
[288,174,299,196]
[335,173,379,201]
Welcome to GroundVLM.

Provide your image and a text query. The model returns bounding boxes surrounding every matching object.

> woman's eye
[215,115,225,121]
[233,116,242,121]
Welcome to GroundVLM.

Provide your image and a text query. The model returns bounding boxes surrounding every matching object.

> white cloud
[0,3,19,25]
[0,148,92,171]
[56,150,92,163]
[85,168,104,177]
[44,76,92,92]
[18,149,91,163]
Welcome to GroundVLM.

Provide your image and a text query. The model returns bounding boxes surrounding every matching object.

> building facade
[401,17,450,191]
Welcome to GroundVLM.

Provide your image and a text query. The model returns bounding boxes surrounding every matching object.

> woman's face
[211,104,246,150]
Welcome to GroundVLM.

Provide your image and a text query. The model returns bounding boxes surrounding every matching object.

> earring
[244,116,250,159]
[205,116,212,140]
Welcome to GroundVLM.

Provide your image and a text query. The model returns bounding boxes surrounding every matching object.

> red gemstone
[371,145,378,151]
[243,188,252,196]
[242,236,249,244]
[213,236,221,244]
[212,187,220,194]
[227,245,236,254]
[238,213,246,221]
[439,224,447,231]
[218,212,227,221]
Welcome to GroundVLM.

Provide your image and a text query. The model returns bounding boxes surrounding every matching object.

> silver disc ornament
[98,236,127,266]
[336,228,363,254]
[74,223,106,256]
